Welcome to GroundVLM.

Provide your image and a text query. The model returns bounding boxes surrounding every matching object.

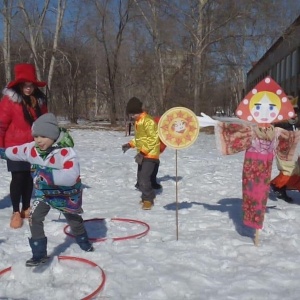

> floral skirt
[242,151,273,229]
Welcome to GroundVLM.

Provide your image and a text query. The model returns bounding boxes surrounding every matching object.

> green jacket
[129,112,160,159]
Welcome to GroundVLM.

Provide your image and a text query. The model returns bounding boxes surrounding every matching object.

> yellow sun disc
[158,107,199,150]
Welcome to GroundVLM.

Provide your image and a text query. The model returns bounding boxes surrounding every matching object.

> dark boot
[271,184,293,203]
[26,237,49,267]
[75,232,94,252]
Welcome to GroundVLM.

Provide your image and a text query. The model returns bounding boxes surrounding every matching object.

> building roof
[247,15,300,75]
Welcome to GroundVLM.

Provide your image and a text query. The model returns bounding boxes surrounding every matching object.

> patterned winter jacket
[129,112,160,159]
[0,88,48,148]
[0,129,83,214]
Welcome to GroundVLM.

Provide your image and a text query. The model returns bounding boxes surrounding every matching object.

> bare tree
[0,0,15,83]
[47,0,66,91]
[18,0,50,78]
[92,0,132,125]
[1,0,299,120]
[18,0,66,105]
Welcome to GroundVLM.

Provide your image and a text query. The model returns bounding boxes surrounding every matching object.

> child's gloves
[0,148,7,160]
[197,113,218,128]
[35,166,54,185]
[122,143,131,153]
[134,153,144,165]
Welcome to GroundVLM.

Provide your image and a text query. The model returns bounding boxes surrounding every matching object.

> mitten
[122,143,131,153]
[134,153,144,165]
[35,166,54,185]
[197,113,218,128]
[0,148,7,160]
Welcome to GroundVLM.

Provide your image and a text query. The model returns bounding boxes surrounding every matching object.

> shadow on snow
[163,197,280,239]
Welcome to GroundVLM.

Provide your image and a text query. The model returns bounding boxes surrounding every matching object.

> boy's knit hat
[126,97,143,114]
[32,113,60,140]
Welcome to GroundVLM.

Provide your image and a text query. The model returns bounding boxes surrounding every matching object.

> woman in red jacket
[0,63,48,229]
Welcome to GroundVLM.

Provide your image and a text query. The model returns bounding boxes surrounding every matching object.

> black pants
[137,159,159,203]
[136,160,160,186]
[10,171,33,213]
[150,161,159,185]
[29,200,86,240]
[7,160,32,213]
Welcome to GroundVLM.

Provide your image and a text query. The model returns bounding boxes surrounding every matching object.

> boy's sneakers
[10,212,23,229]
[142,201,153,210]
[270,184,293,203]
[25,256,50,267]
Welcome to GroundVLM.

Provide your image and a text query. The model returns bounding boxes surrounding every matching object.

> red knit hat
[7,63,47,88]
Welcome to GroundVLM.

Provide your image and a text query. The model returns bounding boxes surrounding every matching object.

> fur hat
[126,97,143,114]
[32,113,60,141]
[7,63,47,88]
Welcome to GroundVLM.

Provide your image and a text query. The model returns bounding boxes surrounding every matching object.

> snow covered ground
[1,127,300,300]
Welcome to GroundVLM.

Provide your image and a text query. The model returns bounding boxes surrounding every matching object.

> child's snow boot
[75,232,94,252]
[26,237,49,267]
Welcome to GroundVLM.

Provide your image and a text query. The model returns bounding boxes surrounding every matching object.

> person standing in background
[0,63,48,228]
[135,116,165,191]
[122,97,161,210]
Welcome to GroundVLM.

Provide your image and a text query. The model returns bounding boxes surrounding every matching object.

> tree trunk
[1,0,12,83]
[47,0,66,91]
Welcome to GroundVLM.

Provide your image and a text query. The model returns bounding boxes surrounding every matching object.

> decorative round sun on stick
[158,107,200,240]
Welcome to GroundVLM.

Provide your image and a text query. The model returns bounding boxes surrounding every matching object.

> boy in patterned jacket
[0,113,94,267]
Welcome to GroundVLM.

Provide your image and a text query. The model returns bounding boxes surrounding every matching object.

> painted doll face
[250,92,281,124]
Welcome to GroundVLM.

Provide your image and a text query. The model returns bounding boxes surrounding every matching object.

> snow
[1,127,300,299]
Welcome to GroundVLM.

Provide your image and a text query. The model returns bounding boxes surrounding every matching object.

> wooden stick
[254,229,259,246]
[176,149,179,240]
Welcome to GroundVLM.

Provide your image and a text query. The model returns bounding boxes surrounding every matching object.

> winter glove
[34,166,54,185]
[122,143,131,153]
[134,152,144,165]
[197,113,218,128]
[0,148,7,160]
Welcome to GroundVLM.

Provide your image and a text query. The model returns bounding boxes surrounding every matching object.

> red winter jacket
[0,88,48,148]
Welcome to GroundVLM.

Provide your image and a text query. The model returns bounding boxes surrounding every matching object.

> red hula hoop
[0,266,11,276]
[63,217,150,242]
[0,256,105,300]
[59,256,106,300]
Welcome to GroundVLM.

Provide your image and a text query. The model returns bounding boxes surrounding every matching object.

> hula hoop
[0,256,106,300]
[0,266,11,276]
[64,217,150,242]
